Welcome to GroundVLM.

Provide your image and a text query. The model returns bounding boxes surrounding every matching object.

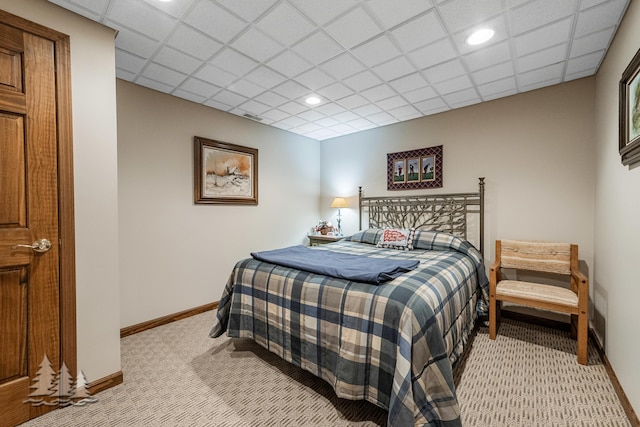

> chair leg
[489,296,498,339]
[577,312,588,365]
[570,313,578,340]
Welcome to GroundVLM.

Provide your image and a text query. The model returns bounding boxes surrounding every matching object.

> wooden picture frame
[619,48,640,168]
[387,145,443,190]
[194,136,258,205]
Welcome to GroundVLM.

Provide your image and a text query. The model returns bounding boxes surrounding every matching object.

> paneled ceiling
[49,0,629,141]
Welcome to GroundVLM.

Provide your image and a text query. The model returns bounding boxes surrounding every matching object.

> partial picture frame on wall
[619,47,640,168]
[193,136,258,205]
[387,145,443,190]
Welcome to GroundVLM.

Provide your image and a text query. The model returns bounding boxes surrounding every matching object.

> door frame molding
[0,8,77,383]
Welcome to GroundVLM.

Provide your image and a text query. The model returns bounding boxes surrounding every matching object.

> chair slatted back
[499,240,572,275]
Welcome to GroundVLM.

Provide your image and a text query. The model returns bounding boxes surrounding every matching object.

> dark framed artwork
[387,145,443,190]
[619,48,640,168]
[194,136,258,205]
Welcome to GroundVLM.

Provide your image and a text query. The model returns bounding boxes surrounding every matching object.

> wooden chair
[489,240,589,365]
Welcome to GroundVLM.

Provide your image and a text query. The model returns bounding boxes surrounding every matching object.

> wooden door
[0,11,75,427]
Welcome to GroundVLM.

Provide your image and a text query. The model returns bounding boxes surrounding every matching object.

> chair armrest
[571,267,588,287]
[489,260,500,287]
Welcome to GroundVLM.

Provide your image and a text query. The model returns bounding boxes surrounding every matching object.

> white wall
[321,78,596,279]
[117,80,320,327]
[594,0,640,414]
[0,0,122,383]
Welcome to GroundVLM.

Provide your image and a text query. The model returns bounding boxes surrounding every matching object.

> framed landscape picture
[387,145,443,190]
[194,136,258,205]
[619,48,640,167]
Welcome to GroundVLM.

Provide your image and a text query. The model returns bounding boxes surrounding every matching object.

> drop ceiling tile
[107,0,176,41]
[342,70,383,92]
[446,93,481,109]
[316,102,346,115]
[280,115,308,127]
[517,62,564,87]
[298,109,326,121]
[463,41,511,72]
[227,80,266,98]
[214,90,248,106]
[204,99,233,111]
[116,68,136,80]
[514,18,572,57]
[409,38,458,70]
[422,59,466,84]
[253,91,288,107]
[517,44,567,73]
[438,0,504,33]
[570,27,615,58]
[337,94,369,109]
[472,61,514,85]
[271,121,294,131]
[325,6,382,49]
[373,56,417,81]
[403,86,438,103]
[256,2,316,46]
[115,49,146,74]
[293,31,344,65]
[389,104,420,119]
[433,75,473,95]
[244,66,287,89]
[184,0,246,43]
[140,0,196,19]
[296,122,323,133]
[289,0,359,26]
[351,35,402,67]
[315,117,341,127]
[367,111,396,125]
[565,68,597,81]
[295,68,334,90]
[317,82,353,101]
[266,51,313,77]
[135,76,174,93]
[261,108,289,121]
[278,101,308,115]
[113,26,159,58]
[353,104,382,116]
[153,46,203,75]
[452,15,509,56]
[272,80,310,99]
[49,0,107,17]
[232,28,284,63]
[477,76,517,98]
[566,51,603,75]
[321,53,366,80]
[390,11,446,52]
[179,77,221,98]
[333,110,360,122]
[509,0,578,35]
[580,0,609,10]
[361,84,397,102]
[377,96,408,110]
[172,89,207,104]
[215,0,279,22]
[347,118,376,130]
[195,64,237,87]
[366,0,434,29]
[414,97,447,114]
[389,72,428,93]
[329,123,357,134]
[167,25,223,61]
[574,0,628,38]
[209,48,258,77]
[238,99,271,115]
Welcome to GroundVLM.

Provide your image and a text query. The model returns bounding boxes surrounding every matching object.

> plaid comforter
[210,230,489,426]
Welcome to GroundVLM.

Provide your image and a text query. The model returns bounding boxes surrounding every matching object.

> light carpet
[21,311,630,426]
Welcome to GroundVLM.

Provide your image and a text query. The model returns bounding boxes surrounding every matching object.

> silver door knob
[12,239,52,253]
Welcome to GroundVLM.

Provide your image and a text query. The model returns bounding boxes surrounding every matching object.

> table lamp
[330,197,347,236]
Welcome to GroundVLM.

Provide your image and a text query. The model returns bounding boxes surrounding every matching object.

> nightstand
[308,234,344,246]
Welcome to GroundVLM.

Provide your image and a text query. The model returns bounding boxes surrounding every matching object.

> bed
[210,178,488,427]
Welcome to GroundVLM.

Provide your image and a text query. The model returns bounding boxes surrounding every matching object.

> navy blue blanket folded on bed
[250,245,419,284]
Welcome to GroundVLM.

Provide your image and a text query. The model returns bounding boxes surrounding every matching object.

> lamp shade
[330,197,347,208]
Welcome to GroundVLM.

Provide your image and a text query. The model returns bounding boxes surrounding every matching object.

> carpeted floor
[22,311,631,426]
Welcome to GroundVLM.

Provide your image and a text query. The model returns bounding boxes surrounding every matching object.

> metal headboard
[358,177,485,255]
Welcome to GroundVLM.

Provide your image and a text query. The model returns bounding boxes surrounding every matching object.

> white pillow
[376,228,415,251]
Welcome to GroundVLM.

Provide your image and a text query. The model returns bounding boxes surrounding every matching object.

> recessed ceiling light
[305,96,321,105]
[466,28,494,46]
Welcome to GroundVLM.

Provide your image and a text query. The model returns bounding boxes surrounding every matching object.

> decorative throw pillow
[376,228,415,250]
